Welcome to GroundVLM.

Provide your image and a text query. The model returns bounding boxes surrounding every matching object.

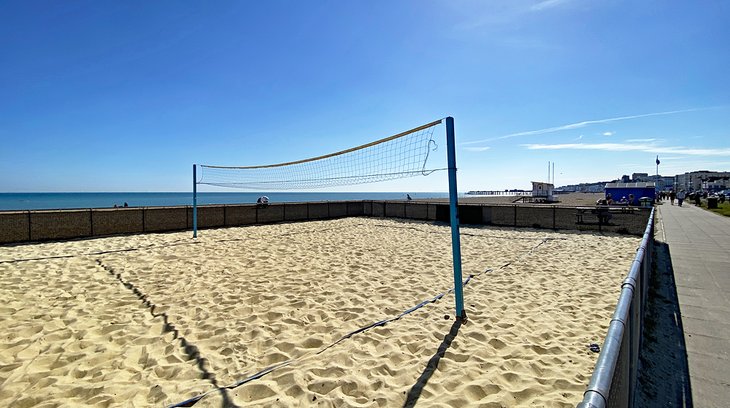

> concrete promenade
[659,201,730,407]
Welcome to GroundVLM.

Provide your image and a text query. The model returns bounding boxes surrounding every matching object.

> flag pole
[656,156,660,193]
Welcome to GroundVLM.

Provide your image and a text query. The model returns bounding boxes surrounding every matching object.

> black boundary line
[1,219,563,264]
[0,241,199,264]
[368,222,570,240]
[167,236,558,407]
[5,221,557,405]
[0,222,360,264]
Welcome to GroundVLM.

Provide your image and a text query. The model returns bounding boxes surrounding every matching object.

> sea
[0,192,452,211]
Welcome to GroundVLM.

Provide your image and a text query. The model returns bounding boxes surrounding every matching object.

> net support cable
[168,235,555,407]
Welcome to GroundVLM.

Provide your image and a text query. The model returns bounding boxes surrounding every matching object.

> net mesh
[197,120,444,190]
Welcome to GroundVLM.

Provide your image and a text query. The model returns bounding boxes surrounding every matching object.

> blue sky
[1,0,728,192]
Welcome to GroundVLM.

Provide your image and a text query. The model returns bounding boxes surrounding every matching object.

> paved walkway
[659,202,730,407]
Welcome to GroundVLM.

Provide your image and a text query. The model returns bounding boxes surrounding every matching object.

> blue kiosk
[605,182,656,206]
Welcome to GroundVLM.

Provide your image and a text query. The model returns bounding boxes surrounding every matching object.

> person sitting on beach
[123,202,128,207]
[406,194,412,200]
[605,193,614,205]
[594,199,612,223]
[256,196,270,207]
[628,194,635,206]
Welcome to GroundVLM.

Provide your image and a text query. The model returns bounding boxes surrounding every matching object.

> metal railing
[578,207,655,408]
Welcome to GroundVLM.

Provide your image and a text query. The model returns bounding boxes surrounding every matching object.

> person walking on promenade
[669,190,676,205]
[677,190,686,207]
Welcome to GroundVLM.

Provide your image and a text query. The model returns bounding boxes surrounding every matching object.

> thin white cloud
[461,107,714,145]
[522,142,730,156]
[463,146,491,152]
[453,1,566,32]
[625,138,656,143]
[531,0,571,11]
[603,131,614,136]
[573,135,583,141]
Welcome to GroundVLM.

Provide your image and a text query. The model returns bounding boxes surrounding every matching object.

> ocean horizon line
[0,191,455,211]
[0,191,451,194]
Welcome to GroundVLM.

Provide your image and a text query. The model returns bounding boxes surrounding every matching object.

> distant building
[557,169,729,195]
[675,171,730,192]
[531,181,554,201]
[631,173,673,191]
[631,173,650,182]
[653,175,675,191]
[557,181,613,193]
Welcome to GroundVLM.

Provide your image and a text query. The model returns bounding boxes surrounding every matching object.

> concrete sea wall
[0,201,651,245]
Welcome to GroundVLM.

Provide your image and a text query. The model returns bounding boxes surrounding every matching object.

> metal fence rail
[578,207,655,408]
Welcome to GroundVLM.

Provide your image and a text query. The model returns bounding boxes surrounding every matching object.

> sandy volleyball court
[0,217,640,407]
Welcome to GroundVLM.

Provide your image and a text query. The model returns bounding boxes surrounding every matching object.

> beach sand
[0,217,640,407]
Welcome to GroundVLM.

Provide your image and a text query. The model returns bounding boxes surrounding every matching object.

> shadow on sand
[403,318,463,408]
[637,241,693,406]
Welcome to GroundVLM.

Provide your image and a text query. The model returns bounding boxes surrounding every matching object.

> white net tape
[198,120,444,190]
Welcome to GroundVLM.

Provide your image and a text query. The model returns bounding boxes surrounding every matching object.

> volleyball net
[192,117,465,318]
[196,120,444,190]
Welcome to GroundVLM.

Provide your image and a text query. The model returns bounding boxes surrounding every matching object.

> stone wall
[93,208,144,236]
[0,201,651,244]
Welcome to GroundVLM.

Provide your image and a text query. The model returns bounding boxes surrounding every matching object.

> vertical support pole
[552,162,555,185]
[193,164,198,238]
[446,117,466,319]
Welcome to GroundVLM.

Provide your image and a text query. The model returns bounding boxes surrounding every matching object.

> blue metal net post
[193,164,198,238]
[446,117,466,319]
